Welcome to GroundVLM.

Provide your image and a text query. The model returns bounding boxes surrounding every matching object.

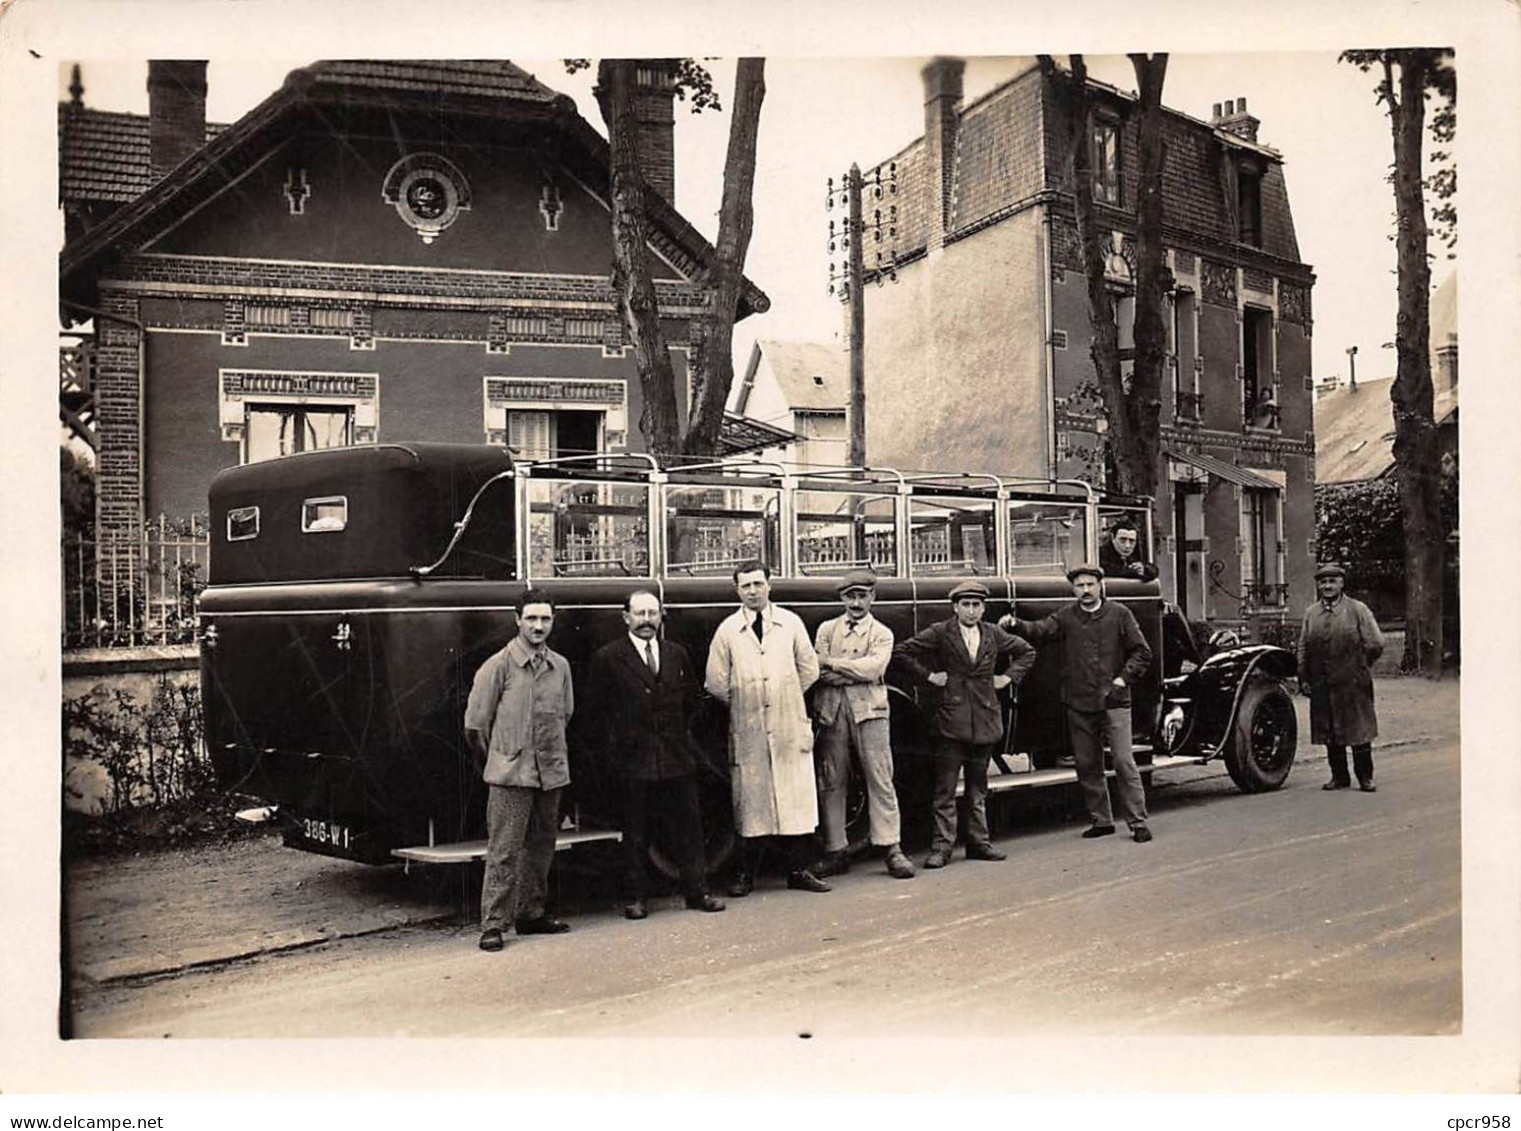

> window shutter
[508,411,553,460]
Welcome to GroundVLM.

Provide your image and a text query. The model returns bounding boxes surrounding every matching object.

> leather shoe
[786,868,831,893]
[923,850,949,869]
[727,870,754,898]
[1322,780,1350,791]
[1132,826,1153,844]
[1081,824,1116,839]
[685,893,726,912]
[885,848,917,879]
[814,851,852,878]
[1358,781,1377,793]
[478,928,505,952]
[965,843,1007,861]
[623,899,648,921]
[516,916,570,935]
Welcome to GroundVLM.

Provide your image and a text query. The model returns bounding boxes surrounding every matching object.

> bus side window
[301,496,348,533]
[527,479,650,578]
[227,506,260,541]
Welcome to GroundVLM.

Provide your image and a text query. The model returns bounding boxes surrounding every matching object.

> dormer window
[1091,119,1122,206]
[1237,161,1263,247]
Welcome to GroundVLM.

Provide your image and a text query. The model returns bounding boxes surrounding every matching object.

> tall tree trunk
[600,59,682,459]
[1124,53,1170,501]
[684,58,766,459]
[1043,55,1125,492]
[1385,52,1445,675]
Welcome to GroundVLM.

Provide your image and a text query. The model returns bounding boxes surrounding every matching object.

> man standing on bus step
[894,581,1037,869]
[1298,562,1384,792]
[466,588,575,953]
[583,590,727,920]
[812,569,916,881]
[705,559,831,897]
[999,565,1155,843]
[1100,519,1159,582]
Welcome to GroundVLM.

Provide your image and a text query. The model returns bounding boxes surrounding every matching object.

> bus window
[909,494,997,576]
[1097,504,1155,569]
[527,479,650,578]
[301,496,348,533]
[1007,501,1088,575]
[795,489,899,577]
[227,506,260,542]
[664,483,780,577]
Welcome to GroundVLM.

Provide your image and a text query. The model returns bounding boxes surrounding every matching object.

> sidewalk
[63,675,1460,987]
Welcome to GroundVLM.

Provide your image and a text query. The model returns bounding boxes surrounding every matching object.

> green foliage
[61,446,94,539]
[1315,479,1405,586]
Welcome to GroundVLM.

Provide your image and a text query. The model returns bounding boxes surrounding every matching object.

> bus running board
[957,752,1207,797]
[391,827,622,865]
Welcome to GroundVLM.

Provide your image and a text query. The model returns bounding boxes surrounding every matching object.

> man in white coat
[705,558,831,897]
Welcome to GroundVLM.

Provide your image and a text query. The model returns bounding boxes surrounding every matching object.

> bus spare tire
[1223,676,1298,792]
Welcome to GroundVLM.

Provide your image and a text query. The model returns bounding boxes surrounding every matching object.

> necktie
[752,612,764,643]
[644,639,659,675]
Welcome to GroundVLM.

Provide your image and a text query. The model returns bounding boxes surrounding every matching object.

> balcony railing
[1174,390,1203,422]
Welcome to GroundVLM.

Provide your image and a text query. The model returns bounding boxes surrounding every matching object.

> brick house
[730,339,846,466]
[854,58,1317,632]
[59,60,771,539]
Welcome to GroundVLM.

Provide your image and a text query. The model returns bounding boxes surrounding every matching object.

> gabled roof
[59,60,768,318]
[1315,376,1458,484]
[737,340,848,413]
[59,105,225,204]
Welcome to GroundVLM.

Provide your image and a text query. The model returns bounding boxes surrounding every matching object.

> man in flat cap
[1298,562,1385,792]
[1000,564,1154,842]
[812,569,916,880]
[894,580,1037,868]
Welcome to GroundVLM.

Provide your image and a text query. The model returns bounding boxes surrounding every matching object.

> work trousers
[622,774,708,901]
[1326,742,1374,786]
[480,783,562,932]
[1066,706,1148,830]
[817,712,901,853]
[930,739,998,855]
[735,834,815,877]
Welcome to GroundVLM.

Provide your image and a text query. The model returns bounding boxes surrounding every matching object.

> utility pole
[847,163,866,467]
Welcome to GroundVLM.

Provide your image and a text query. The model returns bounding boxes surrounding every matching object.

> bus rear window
[302,496,348,533]
[227,506,260,541]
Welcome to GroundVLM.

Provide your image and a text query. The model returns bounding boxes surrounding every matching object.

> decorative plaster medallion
[381,154,472,244]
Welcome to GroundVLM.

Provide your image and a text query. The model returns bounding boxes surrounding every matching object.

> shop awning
[1164,449,1280,491]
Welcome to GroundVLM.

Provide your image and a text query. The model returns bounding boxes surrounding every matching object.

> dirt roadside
[63,675,1459,989]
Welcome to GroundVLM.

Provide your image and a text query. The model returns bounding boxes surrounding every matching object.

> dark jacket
[893,618,1037,744]
[1297,595,1383,745]
[1010,599,1152,711]
[1100,540,1159,582]
[583,636,702,781]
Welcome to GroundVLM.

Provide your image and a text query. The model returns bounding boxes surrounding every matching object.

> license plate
[296,816,352,851]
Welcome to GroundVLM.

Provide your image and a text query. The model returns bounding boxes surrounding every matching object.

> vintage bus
[201,442,1298,870]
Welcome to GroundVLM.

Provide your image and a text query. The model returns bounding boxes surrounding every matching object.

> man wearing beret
[999,565,1154,842]
[812,569,916,880]
[1298,562,1385,792]
[894,580,1037,868]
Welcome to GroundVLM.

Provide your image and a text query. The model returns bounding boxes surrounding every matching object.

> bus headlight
[1161,703,1188,751]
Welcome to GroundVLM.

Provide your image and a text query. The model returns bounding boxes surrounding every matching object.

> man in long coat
[583,589,726,920]
[705,558,830,897]
[894,580,1036,868]
[1298,562,1385,792]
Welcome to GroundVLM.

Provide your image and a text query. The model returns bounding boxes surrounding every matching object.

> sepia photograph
[5,0,1520,1113]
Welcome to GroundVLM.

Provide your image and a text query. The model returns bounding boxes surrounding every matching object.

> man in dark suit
[583,590,726,920]
[893,580,1037,869]
[1099,519,1159,582]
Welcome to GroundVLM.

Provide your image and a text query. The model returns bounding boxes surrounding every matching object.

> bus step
[957,753,1206,796]
[391,828,622,865]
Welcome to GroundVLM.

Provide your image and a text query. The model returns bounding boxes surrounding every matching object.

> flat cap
[835,568,879,594]
[948,580,990,602]
[1066,563,1105,583]
[1313,562,1347,580]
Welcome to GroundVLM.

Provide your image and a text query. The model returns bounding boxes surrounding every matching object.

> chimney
[1212,94,1261,144]
[631,61,678,203]
[147,60,208,182]
[921,56,964,251]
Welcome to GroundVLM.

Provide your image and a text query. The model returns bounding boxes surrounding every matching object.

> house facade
[59,60,769,538]
[856,58,1317,632]
[731,339,847,466]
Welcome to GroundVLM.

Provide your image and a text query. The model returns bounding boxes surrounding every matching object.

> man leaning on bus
[466,587,575,953]
[705,558,832,897]
[1000,564,1154,843]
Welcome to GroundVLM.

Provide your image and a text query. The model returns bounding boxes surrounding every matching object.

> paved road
[72,731,1459,1039]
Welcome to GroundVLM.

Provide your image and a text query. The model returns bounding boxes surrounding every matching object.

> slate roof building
[58,59,770,539]
[852,57,1317,630]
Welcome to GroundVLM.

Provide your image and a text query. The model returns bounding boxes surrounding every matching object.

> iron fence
[62,517,210,649]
